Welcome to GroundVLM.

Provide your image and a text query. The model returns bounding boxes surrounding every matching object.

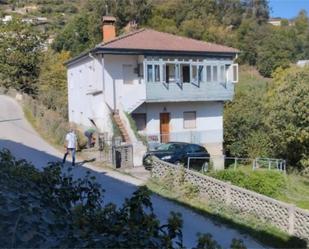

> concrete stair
[113,112,131,143]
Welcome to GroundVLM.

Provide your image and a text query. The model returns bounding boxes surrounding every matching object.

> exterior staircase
[113,112,131,143]
[113,107,147,167]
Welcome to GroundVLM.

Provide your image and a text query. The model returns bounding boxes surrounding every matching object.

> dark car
[143,142,210,170]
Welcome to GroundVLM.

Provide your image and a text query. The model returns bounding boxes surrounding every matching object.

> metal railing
[145,130,223,148]
[186,156,286,173]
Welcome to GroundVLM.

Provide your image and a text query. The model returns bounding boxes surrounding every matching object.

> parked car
[143,142,210,170]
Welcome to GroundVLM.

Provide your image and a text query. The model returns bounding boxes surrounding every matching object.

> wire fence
[186,156,286,173]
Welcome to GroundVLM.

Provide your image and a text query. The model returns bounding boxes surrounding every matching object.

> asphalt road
[0,95,265,248]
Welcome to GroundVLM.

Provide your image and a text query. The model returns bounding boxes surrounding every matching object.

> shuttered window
[183,111,196,129]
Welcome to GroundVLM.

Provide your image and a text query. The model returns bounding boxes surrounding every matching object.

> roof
[99,29,239,53]
[65,28,239,66]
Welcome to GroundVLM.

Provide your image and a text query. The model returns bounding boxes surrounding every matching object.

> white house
[65,16,239,169]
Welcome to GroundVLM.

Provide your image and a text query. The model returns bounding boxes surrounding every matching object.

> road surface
[0,95,264,248]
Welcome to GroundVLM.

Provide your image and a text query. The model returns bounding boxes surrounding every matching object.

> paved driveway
[0,95,264,248]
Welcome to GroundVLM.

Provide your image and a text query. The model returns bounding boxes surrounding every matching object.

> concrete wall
[103,54,146,112]
[151,157,309,241]
[67,55,113,136]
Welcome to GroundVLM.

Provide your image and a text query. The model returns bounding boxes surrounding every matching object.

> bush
[209,169,286,198]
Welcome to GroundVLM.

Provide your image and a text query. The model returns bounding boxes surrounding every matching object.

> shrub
[209,169,286,198]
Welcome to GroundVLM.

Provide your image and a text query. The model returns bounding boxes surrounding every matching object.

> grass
[211,164,309,210]
[280,174,309,209]
[146,178,307,249]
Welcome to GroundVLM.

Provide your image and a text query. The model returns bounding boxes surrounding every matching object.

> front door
[160,113,170,143]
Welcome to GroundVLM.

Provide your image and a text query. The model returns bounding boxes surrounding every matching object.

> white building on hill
[65,16,239,169]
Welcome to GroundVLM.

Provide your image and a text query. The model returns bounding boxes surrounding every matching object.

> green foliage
[0,18,44,94]
[266,66,309,169]
[38,49,70,115]
[52,12,99,56]
[257,27,295,77]
[224,67,270,158]
[209,169,286,198]
[23,95,87,149]
[0,148,234,248]
[125,112,148,146]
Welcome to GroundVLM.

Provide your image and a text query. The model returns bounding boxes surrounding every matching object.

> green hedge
[209,169,286,198]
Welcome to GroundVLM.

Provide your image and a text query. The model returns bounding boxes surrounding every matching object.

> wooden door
[160,113,170,143]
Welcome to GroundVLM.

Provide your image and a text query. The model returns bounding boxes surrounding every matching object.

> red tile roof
[100,29,239,53]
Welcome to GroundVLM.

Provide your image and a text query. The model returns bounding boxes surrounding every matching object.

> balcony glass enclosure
[143,57,238,102]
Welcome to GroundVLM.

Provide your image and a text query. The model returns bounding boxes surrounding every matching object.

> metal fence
[186,156,286,173]
[145,130,223,149]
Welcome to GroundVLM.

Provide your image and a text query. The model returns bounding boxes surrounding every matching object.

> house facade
[66,16,239,169]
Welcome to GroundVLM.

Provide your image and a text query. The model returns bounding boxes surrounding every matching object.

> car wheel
[175,161,181,166]
[202,161,208,172]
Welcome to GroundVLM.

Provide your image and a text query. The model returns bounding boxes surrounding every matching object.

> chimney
[102,16,116,43]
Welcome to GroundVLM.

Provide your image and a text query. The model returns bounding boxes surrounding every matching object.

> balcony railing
[146,81,234,102]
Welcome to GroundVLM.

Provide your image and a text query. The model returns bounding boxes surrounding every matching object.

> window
[183,111,196,129]
[154,64,160,82]
[147,64,153,82]
[206,65,212,82]
[198,65,205,83]
[192,65,198,83]
[213,65,218,82]
[123,64,134,84]
[219,65,226,82]
[165,64,176,83]
[232,64,239,83]
[181,64,190,83]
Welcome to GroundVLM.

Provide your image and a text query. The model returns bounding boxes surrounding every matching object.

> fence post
[234,158,237,170]
[225,182,231,206]
[288,204,295,235]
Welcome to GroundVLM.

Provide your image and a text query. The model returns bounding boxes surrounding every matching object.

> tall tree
[38,50,70,116]
[0,19,44,94]
[266,67,309,169]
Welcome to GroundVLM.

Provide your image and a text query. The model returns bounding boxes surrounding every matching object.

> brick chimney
[102,16,116,43]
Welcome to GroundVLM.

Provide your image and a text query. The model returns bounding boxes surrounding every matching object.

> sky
[269,0,309,19]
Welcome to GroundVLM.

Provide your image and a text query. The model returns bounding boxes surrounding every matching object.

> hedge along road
[0,95,265,248]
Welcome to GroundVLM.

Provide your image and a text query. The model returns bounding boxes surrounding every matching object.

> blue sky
[269,0,309,19]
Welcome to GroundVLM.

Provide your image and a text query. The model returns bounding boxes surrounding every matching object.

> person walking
[62,128,77,166]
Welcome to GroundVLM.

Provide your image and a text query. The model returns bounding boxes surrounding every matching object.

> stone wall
[151,157,309,241]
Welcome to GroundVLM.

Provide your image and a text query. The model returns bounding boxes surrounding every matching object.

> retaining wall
[151,157,309,241]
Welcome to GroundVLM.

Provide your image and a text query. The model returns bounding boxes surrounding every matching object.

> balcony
[143,57,238,102]
[146,81,234,102]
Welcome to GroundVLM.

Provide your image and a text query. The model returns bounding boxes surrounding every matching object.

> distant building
[297,60,309,67]
[268,18,292,27]
[1,15,12,23]
[268,18,282,26]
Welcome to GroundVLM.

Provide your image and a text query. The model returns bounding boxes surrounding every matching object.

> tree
[52,12,99,56]
[266,66,309,169]
[0,18,44,94]
[38,50,70,116]
[224,67,271,158]
[256,27,296,77]
[242,0,269,24]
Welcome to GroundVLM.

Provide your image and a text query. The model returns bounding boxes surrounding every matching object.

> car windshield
[157,143,182,151]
